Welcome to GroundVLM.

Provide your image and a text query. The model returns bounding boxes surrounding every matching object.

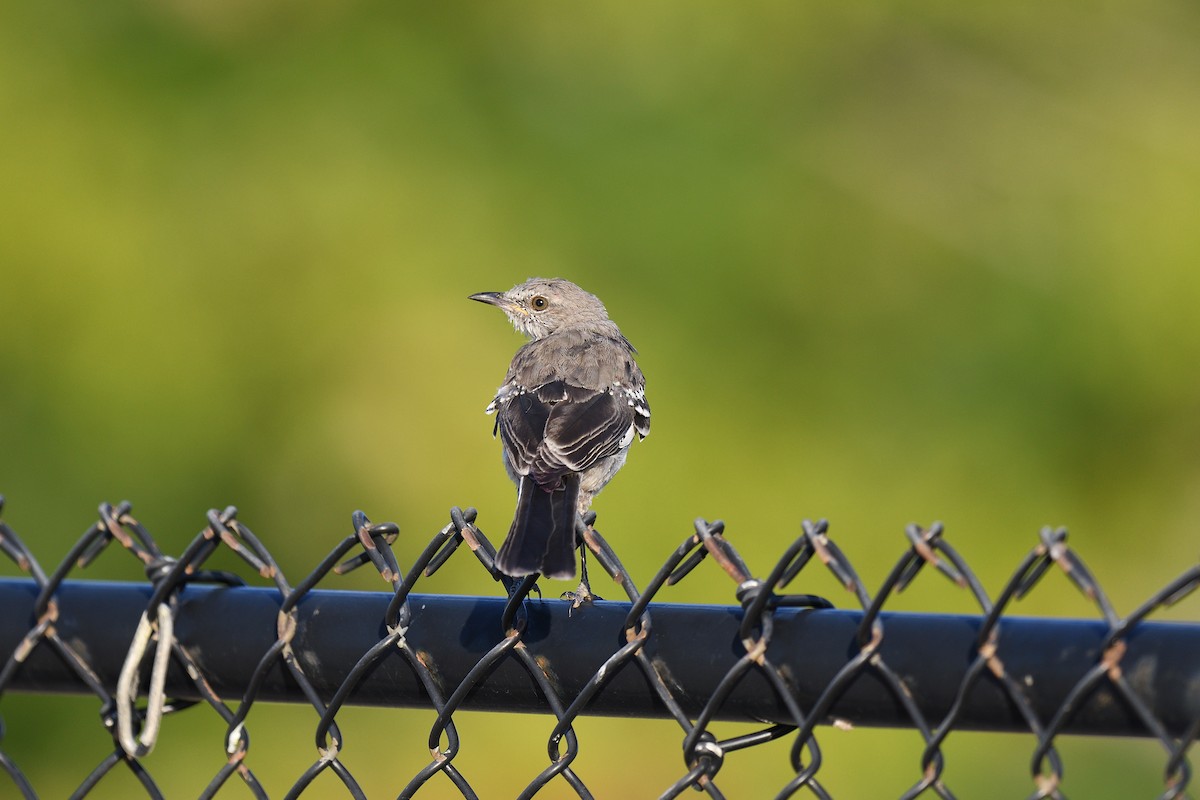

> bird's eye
[530,295,549,311]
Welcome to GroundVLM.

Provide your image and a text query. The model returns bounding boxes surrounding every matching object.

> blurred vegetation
[2,1,1198,796]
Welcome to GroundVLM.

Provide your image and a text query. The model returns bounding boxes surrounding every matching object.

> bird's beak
[469,292,527,316]
[468,291,505,306]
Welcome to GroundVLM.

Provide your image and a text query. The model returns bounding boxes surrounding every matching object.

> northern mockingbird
[470,278,650,581]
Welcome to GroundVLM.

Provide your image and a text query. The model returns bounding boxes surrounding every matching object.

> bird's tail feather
[496,474,579,580]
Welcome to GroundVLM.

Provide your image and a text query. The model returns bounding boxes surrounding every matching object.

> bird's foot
[561,579,601,610]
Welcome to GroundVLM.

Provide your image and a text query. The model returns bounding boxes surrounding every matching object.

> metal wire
[0,494,1197,799]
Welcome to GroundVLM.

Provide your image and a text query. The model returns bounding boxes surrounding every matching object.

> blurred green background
[2,1,1198,797]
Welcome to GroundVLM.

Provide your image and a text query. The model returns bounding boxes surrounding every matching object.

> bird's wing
[496,391,550,478]
[496,386,639,488]
[536,390,635,476]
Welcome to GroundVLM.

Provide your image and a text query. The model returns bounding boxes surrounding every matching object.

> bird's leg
[563,549,595,609]
[578,545,595,602]
[562,512,600,608]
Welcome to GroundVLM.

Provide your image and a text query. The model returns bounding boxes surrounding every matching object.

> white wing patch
[485,384,527,415]
[618,423,636,449]
[612,381,650,418]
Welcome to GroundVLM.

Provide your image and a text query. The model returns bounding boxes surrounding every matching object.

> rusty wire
[0,494,1198,799]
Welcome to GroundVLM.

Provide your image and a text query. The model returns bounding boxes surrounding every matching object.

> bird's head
[469,278,613,340]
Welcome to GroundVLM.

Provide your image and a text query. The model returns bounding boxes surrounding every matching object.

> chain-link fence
[1,495,1197,799]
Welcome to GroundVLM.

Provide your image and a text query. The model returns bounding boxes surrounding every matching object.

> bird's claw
[562,580,601,610]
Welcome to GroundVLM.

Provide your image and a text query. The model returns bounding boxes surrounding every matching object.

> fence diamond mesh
[1,495,1197,799]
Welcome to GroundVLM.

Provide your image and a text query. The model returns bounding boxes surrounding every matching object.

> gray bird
[470,278,650,581]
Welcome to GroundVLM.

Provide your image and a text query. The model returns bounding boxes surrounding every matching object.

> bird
[469,278,650,584]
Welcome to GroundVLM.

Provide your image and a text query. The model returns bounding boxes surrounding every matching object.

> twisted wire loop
[1009,528,1200,800]
[0,493,1198,799]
